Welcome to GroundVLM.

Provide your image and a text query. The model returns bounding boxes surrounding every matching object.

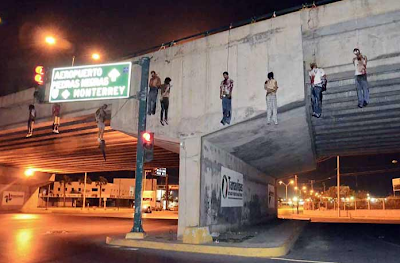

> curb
[106,223,306,258]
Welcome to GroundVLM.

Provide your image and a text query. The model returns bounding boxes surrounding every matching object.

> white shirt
[354,56,367,76]
[309,68,325,85]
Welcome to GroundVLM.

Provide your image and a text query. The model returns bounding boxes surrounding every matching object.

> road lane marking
[271,258,339,263]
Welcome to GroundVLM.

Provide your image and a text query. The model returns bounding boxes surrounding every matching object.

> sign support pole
[131,57,150,233]
[337,156,340,217]
[83,172,87,209]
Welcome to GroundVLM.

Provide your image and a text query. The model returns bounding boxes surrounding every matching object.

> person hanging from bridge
[264,72,279,125]
[52,103,61,134]
[26,104,36,138]
[353,48,369,108]
[220,71,234,125]
[309,63,326,118]
[160,77,171,126]
[148,70,161,115]
[95,104,107,143]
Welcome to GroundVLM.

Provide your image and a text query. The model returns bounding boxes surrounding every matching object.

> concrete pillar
[177,136,202,238]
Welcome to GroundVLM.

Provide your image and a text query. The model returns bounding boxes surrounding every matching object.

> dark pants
[160,97,169,121]
[221,97,232,124]
[147,87,158,115]
[355,74,369,106]
[311,85,323,115]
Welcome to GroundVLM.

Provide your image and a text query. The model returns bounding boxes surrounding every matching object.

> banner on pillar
[2,191,25,206]
[268,184,275,209]
[221,167,243,207]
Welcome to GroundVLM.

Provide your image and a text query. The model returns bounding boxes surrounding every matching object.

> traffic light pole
[131,57,150,233]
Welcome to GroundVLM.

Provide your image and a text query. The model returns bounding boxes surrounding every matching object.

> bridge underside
[0,115,179,174]
[205,103,316,177]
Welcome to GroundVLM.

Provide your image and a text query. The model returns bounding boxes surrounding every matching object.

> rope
[226,23,233,72]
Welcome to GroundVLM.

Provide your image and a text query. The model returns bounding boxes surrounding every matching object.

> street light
[92,53,100,60]
[278,180,294,201]
[302,186,307,190]
[24,168,35,177]
[45,36,56,45]
[43,36,102,66]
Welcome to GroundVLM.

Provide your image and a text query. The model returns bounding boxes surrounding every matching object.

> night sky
[0,0,322,96]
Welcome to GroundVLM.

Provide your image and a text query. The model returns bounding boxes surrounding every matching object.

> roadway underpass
[0,114,179,173]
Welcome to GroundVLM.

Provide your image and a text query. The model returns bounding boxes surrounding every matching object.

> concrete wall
[111,11,305,142]
[0,85,114,130]
[0,165,51,211]
[302,0,400,75]
[0,184,32,211]
[200,140,276,233]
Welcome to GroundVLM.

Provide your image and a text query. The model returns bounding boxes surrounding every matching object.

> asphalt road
[1,213,400,263]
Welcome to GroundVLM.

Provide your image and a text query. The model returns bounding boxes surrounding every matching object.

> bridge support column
[177,136,203,239]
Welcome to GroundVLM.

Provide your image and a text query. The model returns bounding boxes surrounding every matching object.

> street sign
[49,62,132,103]
[221,166,243,207]
[393,178,400,191]
[156,168,167,177]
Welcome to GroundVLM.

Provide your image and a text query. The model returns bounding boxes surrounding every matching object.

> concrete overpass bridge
[1,0,400,239]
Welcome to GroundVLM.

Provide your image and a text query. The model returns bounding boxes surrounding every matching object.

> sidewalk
[25,207,178,220]
[279,212,400,224]
[106,219,307,258]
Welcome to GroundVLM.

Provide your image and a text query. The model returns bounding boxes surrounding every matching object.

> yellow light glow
[289,180,294,185]
[45,36,56,45]
[92,53,100,60]
[279,181,283,185]
[294,186,298,190]
[24,169,35,177]
[13,214,38,220]
[302,186,307,190]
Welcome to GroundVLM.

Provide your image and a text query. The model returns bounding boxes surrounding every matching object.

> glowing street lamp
[278,179,294,201]
[24,168,35,177]
[302,186,307,190]
[45,36,56,45]
[92,53,101,60]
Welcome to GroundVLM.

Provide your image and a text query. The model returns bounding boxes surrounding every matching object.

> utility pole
[337,156,340,217]
[165,174,169,210]
[322,182,326,193]
[310,180,315,191]
[131,57,150,234]
[83,172,87,209]
[294,175,299,214]
[46,184,51,210]
[118,179,121,211]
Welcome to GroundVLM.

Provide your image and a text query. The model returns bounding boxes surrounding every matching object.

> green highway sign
[49,62,132,103]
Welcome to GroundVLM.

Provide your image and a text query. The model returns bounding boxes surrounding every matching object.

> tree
[61,175,72,207]
[324,186,354,199]
[355,190,369,199]
[78,175,92,185]
[95,176,108,207]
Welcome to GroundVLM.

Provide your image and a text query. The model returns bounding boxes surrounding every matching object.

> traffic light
[142,131,154,163]
[34,66,45,85]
